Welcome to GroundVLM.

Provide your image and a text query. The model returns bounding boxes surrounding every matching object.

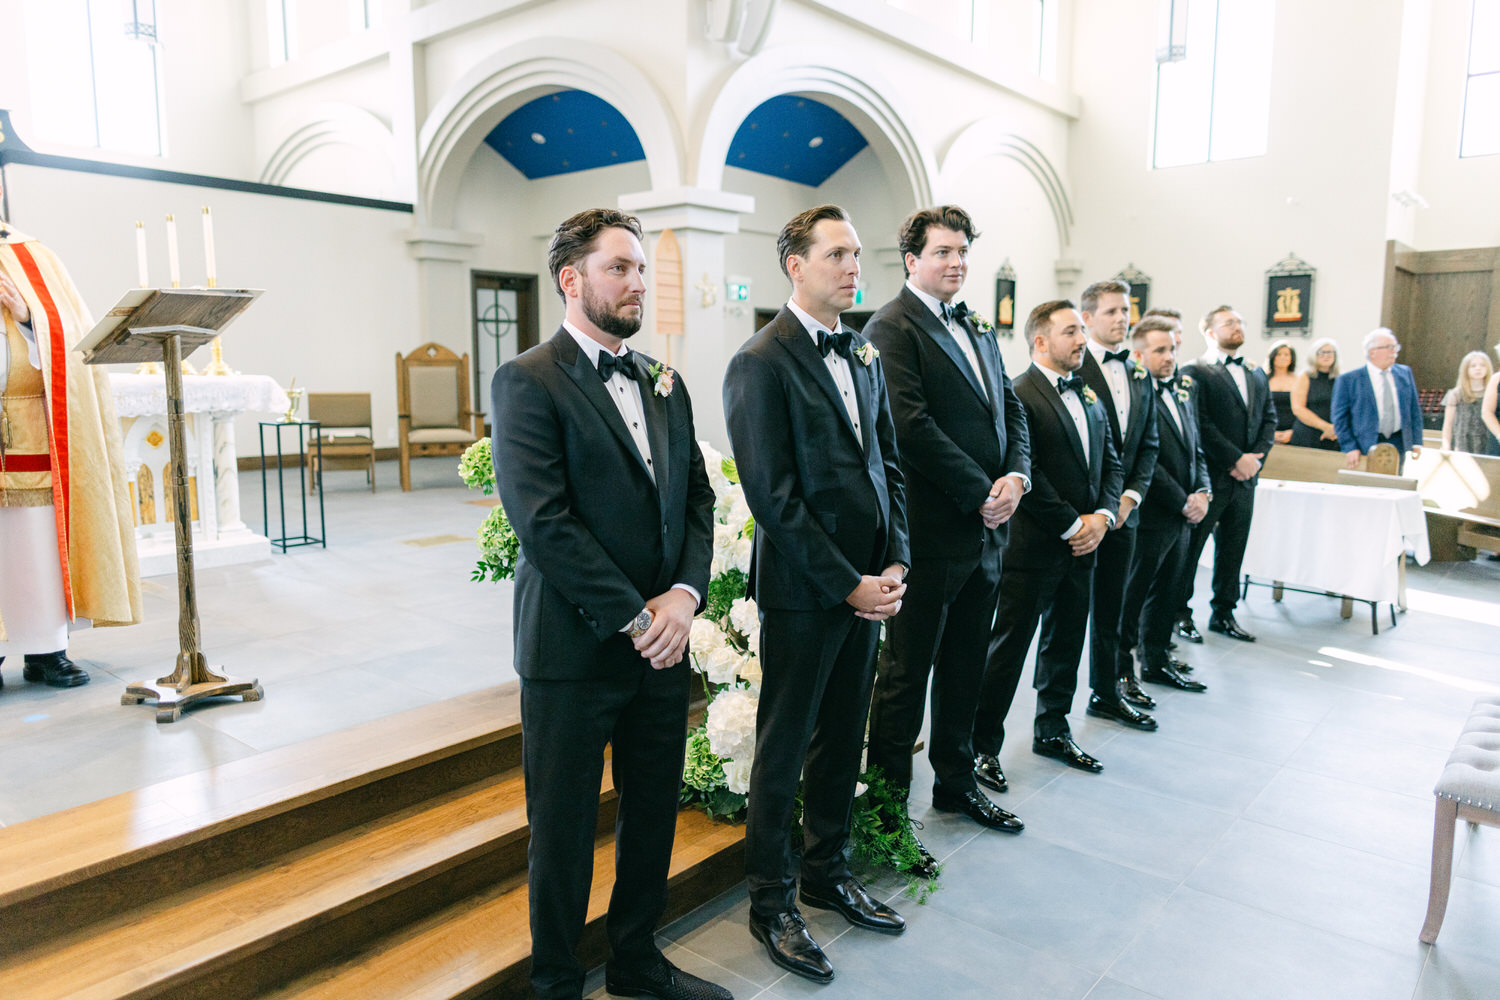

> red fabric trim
[9,243,73,616]
[1,453,52,472]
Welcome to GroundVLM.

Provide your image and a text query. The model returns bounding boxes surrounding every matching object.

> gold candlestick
[202,335,233,376]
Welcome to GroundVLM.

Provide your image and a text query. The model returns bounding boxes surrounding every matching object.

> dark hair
[1026,299,1077,342]
[1142,306,1182,321]
[547,208,644,301]
[1201,304,1236,333]
[1080,279,1131,314]
[897,205,979,275]
[1131,316,1178,344]
[777,204,851,278]
[1267,341,1297,373]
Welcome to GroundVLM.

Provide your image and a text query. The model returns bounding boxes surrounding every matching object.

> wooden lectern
[78,287,264,723]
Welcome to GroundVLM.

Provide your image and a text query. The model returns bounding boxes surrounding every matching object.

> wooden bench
[1406,449,1500,559]
[1420,696,1500,943]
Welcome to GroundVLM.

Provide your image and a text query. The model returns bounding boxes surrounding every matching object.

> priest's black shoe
[1142,662,1207,692]
[932,788,1024,832]
[973,753,1008,793]
[1032,735,1103,773]
[800,876,905,934]
[748,910,833,983]
[1175,619,1204,643]
[1086,694,1158,731]
[605,957,734,1000]
[22,651,90,688]
[1208,614,1256,642]
[1119,676,1156,709]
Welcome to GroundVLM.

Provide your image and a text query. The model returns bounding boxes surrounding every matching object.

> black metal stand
[259,421,326,551]
[1241,574,1399,635]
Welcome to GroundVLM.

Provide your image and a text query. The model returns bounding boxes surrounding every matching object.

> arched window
[1462,0,1500,157]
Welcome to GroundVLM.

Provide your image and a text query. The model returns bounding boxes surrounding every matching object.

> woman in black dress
[1290,338,1340,450]
[1266,342,1298,444]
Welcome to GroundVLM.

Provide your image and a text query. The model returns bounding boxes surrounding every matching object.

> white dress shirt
[1032,359,1114,540]
[1158,379,1185,437]
[1086,339,1142,508]
[1201,343,1249,405]
[787,297,862,447]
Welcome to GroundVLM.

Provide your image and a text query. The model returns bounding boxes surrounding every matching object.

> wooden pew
[1407,449,1500,559]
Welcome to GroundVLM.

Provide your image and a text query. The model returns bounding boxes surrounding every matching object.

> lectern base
[122,675,263,724]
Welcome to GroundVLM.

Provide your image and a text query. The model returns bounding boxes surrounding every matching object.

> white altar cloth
[1241,479,1430,605]
[110,373,289,576]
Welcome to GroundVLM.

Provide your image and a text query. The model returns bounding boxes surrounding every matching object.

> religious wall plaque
[994,258,1017,338]
[1264,252,1315,337]
[1114,263,1151,326]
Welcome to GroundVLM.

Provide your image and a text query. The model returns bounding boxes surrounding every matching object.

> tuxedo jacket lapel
[1079,351,1123,446]
[776,321,863,451]
[850,350,874,459]
[554,331,653,482]
[901,290,988,406]
[1085,397,1106,487]
[1032,373,1089,472]
[635,354,671,506]
[1155,388,1189,450]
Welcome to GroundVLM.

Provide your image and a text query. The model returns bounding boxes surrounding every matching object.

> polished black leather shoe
[800,876,905,934]
[931,788,1024,833]
[1142,662,1207,692]
[1175,619,1204,643]
[1169,655,1195,674]
[973,753,1008,793]
[1167,640,1179,651]
[606,957,734,1000]
[1087,694,1158,731]
[879,805,939,879]
[1208,615,1256,642]
[748,910,834,983]
[22,651,90,688]
[1119,676,1156,709]
[1032,735,1103,773]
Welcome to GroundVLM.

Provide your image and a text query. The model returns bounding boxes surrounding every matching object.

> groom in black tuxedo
[490,209,727,1000]
[724,204,910,985]
[973,300,1122,775]
[864,205,1030,846]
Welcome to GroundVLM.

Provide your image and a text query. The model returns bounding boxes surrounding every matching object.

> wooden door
[1381,242,1500,392]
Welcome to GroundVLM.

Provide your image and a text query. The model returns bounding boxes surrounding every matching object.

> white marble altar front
[111,373,289,576]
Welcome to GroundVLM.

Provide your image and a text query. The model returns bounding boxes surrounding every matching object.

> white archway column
[618,188,754,449]
[405,227,485,350]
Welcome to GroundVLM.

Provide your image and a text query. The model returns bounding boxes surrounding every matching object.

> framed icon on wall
[1114,263,1151,326]
[1264,253,1315,337]
[993,258,1017,337]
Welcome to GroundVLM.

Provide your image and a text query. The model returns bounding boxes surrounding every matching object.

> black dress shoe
[908,831,940,879]
[606,957,734,1000]
[1208,615,1256,642]
[800,876,905,934]
[878,804,939,879]
[931,788,1024,833]
[22,651,90,688]
[1175,619,1204,644]
[1169,655,1194,674]
[1032,735,1103,773]
[1119,676,1156,709]
[1167,640,1179,651]
[973,753,1008,793]
[1141,662,1208,692]
[748,910,834,983]
[1087,694,1159,731]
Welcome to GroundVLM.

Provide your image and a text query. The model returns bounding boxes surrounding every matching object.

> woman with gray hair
[1289,337,1340,449]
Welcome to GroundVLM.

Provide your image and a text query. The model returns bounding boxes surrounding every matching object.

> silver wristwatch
[626,608,654,638]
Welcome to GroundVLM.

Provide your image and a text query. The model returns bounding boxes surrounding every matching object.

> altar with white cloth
[1239,478,1430,631]
[110,373,289,576]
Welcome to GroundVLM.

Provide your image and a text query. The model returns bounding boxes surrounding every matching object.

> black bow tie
[817,328,854,360]
[596,350,635,382]
[942,301,969,325]
[1056,374,1085,395]
[1103,349,1131,365]
[1158,377,1178,392]
[1222,355,1245,366]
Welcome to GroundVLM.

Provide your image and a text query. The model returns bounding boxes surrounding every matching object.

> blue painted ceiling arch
[726,95,868,187]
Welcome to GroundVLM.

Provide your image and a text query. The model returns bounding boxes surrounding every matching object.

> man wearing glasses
[1332,328,1423,473]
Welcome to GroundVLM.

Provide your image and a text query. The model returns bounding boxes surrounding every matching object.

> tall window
[268,0,298,65]
[350,0,381,31]
[24,0,165,157]
[1152,0,1276,169]
[1462,0,1500,157]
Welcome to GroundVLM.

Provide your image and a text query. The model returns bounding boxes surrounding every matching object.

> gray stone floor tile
[1146,698,1317,765]
[1242,768,1436,867]
[1091,731,1280,813]
[1453,822,1500,888]
[1316,689,1474,752]
[1285,722,1452,799]
[1413,947,1500,1000]
[1108,887,1425,1000]
[1083,979,1167,1000]
[1184,819,1432,953]
[1423,873,1500,967]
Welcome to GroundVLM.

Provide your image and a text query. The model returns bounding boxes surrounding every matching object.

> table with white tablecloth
[1239,478,1430,629]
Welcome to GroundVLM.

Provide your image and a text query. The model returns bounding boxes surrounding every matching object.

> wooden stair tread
[0,684,522,908]
[0,765,579,1000]
[266,809,746,1000]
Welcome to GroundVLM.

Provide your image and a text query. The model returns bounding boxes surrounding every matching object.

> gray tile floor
[2,457,1497,999]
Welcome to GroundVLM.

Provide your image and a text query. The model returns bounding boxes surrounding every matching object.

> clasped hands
[1068,513,1110,556]
[980,475,1024,529]
[633,587,699,670]
[1181,491,1210,524]
[846,564,906,621]
[1229,452,1263,481]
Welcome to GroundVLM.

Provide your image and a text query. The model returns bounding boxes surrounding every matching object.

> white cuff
[1060,517,1083,540]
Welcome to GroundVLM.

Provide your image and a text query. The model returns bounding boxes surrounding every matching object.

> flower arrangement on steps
[459,437,939,897]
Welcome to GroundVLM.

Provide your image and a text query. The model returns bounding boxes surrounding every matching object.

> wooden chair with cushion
[307,392,376,493]
[396,342,483,491]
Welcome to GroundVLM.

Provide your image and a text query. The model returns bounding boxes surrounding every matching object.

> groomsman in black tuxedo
[973,300,1123,775]
[1077,280,1159,729]
[1176,305,1278,643]
[1119,317,1211,693]
[864,206,1030,851]
[491,210,727,1000]
[725,205,910,984]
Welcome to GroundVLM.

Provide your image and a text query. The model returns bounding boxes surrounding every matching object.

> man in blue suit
[1331,327,1423,471]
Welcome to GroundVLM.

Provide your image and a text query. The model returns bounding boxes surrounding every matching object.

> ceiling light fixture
[808,136,823,148]
[531,133,546,144]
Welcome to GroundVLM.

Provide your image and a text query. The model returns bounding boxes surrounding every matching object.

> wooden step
[264,807,747,1000]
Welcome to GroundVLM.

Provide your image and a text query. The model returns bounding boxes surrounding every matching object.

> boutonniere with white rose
[647,360,675,397]
[967,311,995,336]
[854,343,879,367]
[1081,385,1099,406]
[1175,374,1193,403]
[1131,359,1148,380]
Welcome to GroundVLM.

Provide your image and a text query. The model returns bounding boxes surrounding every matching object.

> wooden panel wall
[1381,242,1499,392]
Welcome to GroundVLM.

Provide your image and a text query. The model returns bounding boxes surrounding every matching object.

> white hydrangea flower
[688,618,726,671]
[736,652,762,688]
[705,686,759,761]
[711,523,739,579]
[699,441,732,500]
[721,757,753,795]
[731,534,752,574]
[729,597,759,637]
[702,646,744,686]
